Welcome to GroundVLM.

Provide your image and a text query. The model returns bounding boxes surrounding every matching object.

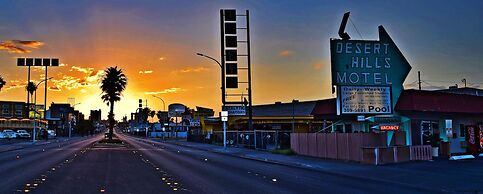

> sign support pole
[223,120,227,149]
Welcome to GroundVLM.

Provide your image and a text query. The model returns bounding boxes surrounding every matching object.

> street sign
[220,111,228,117]
[331,25,411,114]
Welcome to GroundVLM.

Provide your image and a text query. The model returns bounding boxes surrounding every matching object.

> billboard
[339,86,392,114]
[330,25,411,115]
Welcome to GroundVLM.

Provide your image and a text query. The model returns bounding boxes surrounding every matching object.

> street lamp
[196,52,224,103]
[33,77,53,143]
[196,53,222,68]
[152,95,166,111]
[197,52,226,145]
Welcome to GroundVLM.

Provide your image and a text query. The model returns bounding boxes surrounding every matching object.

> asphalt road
[0,135,102,193]
[19,130,437,194]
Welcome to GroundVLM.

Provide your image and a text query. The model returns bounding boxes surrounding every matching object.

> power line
[349,17,363,39]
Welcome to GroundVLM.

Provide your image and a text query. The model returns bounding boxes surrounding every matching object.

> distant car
[16,130,31,139]
[2,130,17,139]
[104,132,110,138]
[47,130,56,138]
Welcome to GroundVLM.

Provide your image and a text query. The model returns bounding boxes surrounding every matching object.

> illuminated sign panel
[340,86,392,114]
[380,125,400,131]
[330,26,411,115]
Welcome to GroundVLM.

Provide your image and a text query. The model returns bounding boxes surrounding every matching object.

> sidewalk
[164,139,483,193]
[0,137,75,153]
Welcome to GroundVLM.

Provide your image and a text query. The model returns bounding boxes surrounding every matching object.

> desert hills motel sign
[331,26,411,115]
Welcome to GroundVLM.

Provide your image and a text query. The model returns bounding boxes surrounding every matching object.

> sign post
[221,111,228,149]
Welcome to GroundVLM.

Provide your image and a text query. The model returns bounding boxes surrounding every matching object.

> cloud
[313,64,322,70]
[139,70,153,74]
[49,66,104,91]
[279,50,294,57]
[0,41,29,53]
[144,87,185,95]
[71,66,94,74]
[0,40,45,53]
[4,83,27,91]
[172,66,209,74]
[3,80,26,91]
[48,85,61,91]
[12,40,45,48]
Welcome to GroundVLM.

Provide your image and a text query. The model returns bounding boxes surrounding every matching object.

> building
[199,100,324,149]
[0,101,47,131]
[311,89,483,155]
[89,109,101,123]
[46,103,74,137]
[437,86,483,96]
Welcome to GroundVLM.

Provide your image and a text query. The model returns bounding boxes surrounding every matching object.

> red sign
[466,125,480,154]
[380,125,400,131]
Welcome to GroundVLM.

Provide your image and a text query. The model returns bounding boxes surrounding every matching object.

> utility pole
[246,10,254,149]
[418,71,421,90]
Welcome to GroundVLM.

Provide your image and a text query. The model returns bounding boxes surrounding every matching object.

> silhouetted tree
[100,66,127,140]
[26,82,36,110]
[149,110,156,122]
[140,107,151,123]
[0,76,6,91]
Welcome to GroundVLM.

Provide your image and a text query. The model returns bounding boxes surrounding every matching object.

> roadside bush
[271,149,296,155]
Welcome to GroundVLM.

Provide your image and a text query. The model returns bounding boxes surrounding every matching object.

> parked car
[16,130,31,139]
[0,132,5,139]
[47,130,56,138]
[2,129,17,139]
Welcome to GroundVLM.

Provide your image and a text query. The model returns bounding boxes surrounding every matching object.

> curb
[163,140,448,193]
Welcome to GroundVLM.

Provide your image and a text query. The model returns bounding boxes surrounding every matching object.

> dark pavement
[33,142,176,194]
[4,130,483,193]
[0,135,102,193]
[164,139,483,193]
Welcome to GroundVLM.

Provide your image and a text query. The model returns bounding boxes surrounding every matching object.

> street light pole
[152,95,166,111]
[196,53,223,104]
[33,77,53,143]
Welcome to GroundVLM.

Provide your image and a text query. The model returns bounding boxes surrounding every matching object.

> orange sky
[1,1,482,120]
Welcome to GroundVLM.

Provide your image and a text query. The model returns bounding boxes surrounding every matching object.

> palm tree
[100,66,127,140]
[26,81,37,107]
[149,110,156,123]
[0,76,6,91]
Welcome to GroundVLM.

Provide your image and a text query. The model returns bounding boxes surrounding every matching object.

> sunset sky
[1,0,482,119]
